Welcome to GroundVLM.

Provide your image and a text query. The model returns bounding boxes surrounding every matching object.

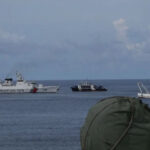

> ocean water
[0,79,150,150]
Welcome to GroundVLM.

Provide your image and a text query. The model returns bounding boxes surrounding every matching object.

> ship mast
[16,72,24,81]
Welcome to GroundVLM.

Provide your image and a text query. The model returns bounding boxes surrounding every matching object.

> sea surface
[0,79,150,150]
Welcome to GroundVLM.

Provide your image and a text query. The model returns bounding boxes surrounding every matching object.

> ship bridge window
[18,80,23,82]
[5,78,13,81]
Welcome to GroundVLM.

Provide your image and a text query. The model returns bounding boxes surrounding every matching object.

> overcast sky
[0,0,150,80]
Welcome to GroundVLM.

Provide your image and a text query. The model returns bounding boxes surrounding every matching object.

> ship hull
[71,87,91,92]
[0,88,36,94]
[95,88,107,91]
[71,86,107,92]
[36,86,59,93]
[137,93,150,98]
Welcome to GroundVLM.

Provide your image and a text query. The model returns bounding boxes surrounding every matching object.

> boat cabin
[3,78,13,86]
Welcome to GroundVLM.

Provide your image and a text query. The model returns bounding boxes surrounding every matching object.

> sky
[0,0,150,80]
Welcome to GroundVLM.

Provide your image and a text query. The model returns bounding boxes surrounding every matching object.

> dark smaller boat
[71,82,107,92]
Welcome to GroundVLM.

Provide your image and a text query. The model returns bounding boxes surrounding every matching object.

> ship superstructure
[0,73,37,93]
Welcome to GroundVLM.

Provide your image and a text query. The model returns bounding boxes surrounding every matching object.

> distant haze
[0,0,150,80]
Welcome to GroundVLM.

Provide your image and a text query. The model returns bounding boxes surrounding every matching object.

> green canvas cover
[80,96,150,150]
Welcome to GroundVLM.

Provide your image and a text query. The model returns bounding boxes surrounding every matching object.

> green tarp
[80,96,150,150]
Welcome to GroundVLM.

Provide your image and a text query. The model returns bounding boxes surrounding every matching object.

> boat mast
[137,82,149,94]
[16,72,24,81]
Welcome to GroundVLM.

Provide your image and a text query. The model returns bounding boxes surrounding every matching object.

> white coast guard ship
[0,72,37,93]
[0,72,59,94]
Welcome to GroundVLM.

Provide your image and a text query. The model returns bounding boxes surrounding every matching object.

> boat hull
[36,86,59,93]
[0,88,36,94]
[71,86,107,92]
[137,93,150,99]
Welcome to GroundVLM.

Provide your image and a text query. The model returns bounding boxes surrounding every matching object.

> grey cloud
[0,28,25,43]
[113,18,150,57]
[113,18,128,42]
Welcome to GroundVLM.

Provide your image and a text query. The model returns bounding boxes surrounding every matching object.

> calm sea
[0,79,150,150]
